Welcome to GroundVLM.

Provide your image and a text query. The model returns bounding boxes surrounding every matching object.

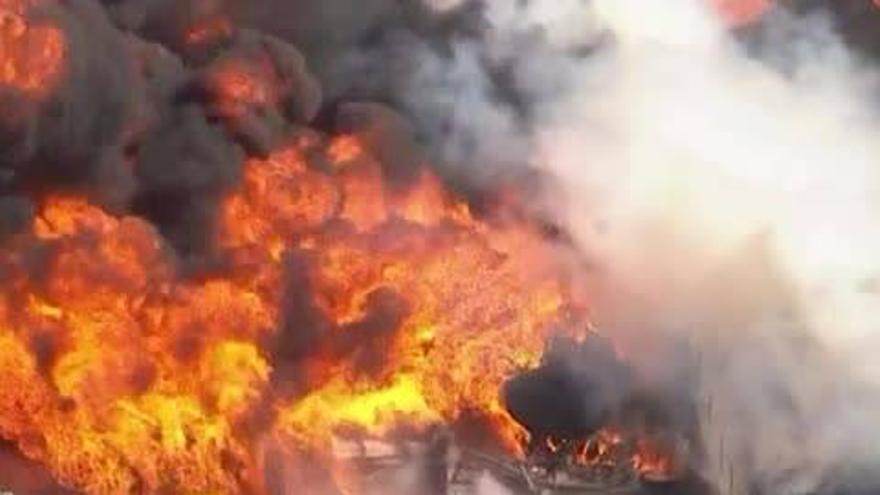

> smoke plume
[3,0,880,493]
[397,0,880,493]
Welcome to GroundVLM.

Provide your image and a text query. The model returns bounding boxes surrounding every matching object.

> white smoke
[411,0,880,493]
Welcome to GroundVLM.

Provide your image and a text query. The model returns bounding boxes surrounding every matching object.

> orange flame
[575,427,625,468]
[709,0,770,27]
[631,436,683,481]
[185,16,233,45]
[574,427,682,481]
[0,0,66,98]
[206,57,281,118]
[0,132,584,492]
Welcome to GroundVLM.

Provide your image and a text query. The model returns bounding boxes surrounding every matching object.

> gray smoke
[390,0,880,493]
[4,1,880,493]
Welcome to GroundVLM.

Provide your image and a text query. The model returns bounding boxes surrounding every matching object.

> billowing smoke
[396,0,880,493]
[0,0,332,259]
[4,0,880,493]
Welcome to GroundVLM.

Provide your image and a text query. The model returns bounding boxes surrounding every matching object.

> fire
[206,57,282,118]
[709,0,770,26]
[227,135,578,452]
[631,436,682,481]
[1,197,258,492]
[573,428,682,481]
[576,427,625,468]
[0,0,66,98]
[185,16,234,46]
[0,131,582,492]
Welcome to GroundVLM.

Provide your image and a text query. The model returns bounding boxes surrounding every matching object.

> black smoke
[2,3,880,493]
[3,0,880,251]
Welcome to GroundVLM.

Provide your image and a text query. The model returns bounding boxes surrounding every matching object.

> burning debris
[501,333,700,488]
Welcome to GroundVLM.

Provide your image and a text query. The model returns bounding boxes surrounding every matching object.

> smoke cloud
[3,0,880,493]
[397,0,880,493]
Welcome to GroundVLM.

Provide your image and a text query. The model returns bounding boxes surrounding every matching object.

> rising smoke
[3,0,880,493]
[406,0,880,493]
